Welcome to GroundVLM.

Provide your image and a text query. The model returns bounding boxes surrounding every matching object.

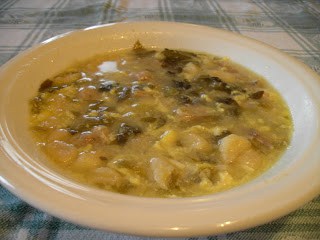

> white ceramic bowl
[0,22,320,237]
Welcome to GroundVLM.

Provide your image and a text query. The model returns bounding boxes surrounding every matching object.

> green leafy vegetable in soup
[29,41,292,197]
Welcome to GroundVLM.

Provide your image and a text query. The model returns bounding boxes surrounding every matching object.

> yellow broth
[29,42,292,197]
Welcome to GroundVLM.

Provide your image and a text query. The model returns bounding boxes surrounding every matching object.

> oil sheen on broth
[30,41,292,197]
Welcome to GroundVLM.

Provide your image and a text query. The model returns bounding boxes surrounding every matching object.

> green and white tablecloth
[0,0,319,239]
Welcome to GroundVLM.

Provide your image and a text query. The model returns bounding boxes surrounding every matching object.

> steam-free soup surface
[30,42,292,197]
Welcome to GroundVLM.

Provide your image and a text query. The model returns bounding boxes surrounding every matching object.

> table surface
[0,0,319,239]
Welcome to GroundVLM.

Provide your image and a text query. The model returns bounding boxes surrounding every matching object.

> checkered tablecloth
[0,0,319,239]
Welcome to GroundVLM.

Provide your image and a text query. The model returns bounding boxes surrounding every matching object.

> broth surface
[30,42,292,197]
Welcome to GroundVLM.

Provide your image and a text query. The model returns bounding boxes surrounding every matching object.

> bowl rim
[0,21,320,237]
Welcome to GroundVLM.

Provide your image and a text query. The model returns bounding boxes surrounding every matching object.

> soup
[29,41,292,197]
